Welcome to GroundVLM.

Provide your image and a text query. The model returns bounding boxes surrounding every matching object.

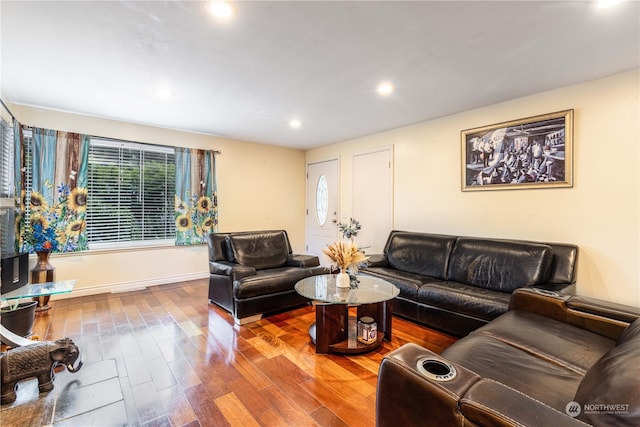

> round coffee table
[295,274,399,354]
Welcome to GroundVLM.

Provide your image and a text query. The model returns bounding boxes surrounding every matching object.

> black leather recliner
[376,288,640,427]
[206,230,328,324]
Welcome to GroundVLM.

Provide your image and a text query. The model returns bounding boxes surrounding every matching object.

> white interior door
[353,147,393,253]
[306,159,339,266]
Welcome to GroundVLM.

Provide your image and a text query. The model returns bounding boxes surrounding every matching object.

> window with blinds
[87,138,176,248]
[19,129,34,226]
[1,117,15,253]
[0,117,13,198]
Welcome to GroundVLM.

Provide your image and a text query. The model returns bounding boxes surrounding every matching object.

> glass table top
[295,274,399,305]
[0,279,77,301]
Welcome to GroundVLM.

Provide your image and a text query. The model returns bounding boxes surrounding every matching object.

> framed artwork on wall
[461,109,573,191]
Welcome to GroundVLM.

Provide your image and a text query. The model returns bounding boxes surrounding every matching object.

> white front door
[306,159,339,266]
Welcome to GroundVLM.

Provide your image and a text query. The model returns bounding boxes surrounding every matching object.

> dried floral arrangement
[322,240,368,272]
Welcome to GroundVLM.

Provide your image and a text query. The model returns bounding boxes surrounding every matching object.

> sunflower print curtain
[174,147,218,245]
[17,126,90,253]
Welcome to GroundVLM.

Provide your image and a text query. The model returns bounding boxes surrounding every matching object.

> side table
[0,279,76,347]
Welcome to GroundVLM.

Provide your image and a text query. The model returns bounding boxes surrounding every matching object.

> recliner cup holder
[417,357,457,381]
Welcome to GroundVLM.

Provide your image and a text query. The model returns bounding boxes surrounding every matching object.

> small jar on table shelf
[357,316,377,345]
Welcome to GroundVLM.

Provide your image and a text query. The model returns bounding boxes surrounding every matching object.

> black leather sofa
[376,288,640,427]
[361,231,578,336]
[206,230,328,324]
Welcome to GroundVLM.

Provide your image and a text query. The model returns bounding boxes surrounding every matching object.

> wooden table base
[310,299,393,354]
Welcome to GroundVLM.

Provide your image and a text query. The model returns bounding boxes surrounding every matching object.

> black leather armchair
[206,230,328,324]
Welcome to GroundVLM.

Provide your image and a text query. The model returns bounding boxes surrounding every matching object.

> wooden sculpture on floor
[1,337,82,404]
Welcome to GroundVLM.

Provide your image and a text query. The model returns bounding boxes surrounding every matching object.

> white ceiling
[1,1,639,149]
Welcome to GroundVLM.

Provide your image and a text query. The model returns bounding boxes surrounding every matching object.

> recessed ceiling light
[377,82,394,96]
[208,1,234,18]
[154,87,174,98]
[289,119,301,129]
[596,0,623,8]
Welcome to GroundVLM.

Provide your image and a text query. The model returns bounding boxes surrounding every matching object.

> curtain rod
[4,105,221,155]
[0,99,15,120]
[91,135,221,154]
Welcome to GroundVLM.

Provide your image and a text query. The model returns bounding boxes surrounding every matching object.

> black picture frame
[461,109,573,191]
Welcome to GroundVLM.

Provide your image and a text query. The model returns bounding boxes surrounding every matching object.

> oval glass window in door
[316,174,328,226]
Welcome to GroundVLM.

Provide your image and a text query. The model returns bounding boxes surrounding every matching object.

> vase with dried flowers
[322,240,368,288]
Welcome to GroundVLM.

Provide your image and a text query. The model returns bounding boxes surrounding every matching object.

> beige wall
[9,104,307,297]
[306,70,640,306]
[8,69,639,305]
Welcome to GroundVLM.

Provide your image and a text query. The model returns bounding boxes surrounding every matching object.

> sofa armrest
[510,288,639,340]
[565,295,640,340]
[460,379,587,427]
[365,253,388,268]
[209,261,235,276]
[379,343,589,427]
[209,261,256,280]
[231,265,257,280]
[287,254,320,268]
[566,295,640,324]
[509,287,571,321]
[377,343,480,427]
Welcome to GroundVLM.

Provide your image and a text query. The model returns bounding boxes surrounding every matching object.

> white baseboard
[50,272,208,300]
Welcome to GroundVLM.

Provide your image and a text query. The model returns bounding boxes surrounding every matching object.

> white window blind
[0,117,13,198]
[21,129,34,223]
[1,118,15,253]
[87,138,175,248]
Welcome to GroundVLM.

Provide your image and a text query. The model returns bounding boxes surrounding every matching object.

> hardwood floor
[0,279,456,427]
